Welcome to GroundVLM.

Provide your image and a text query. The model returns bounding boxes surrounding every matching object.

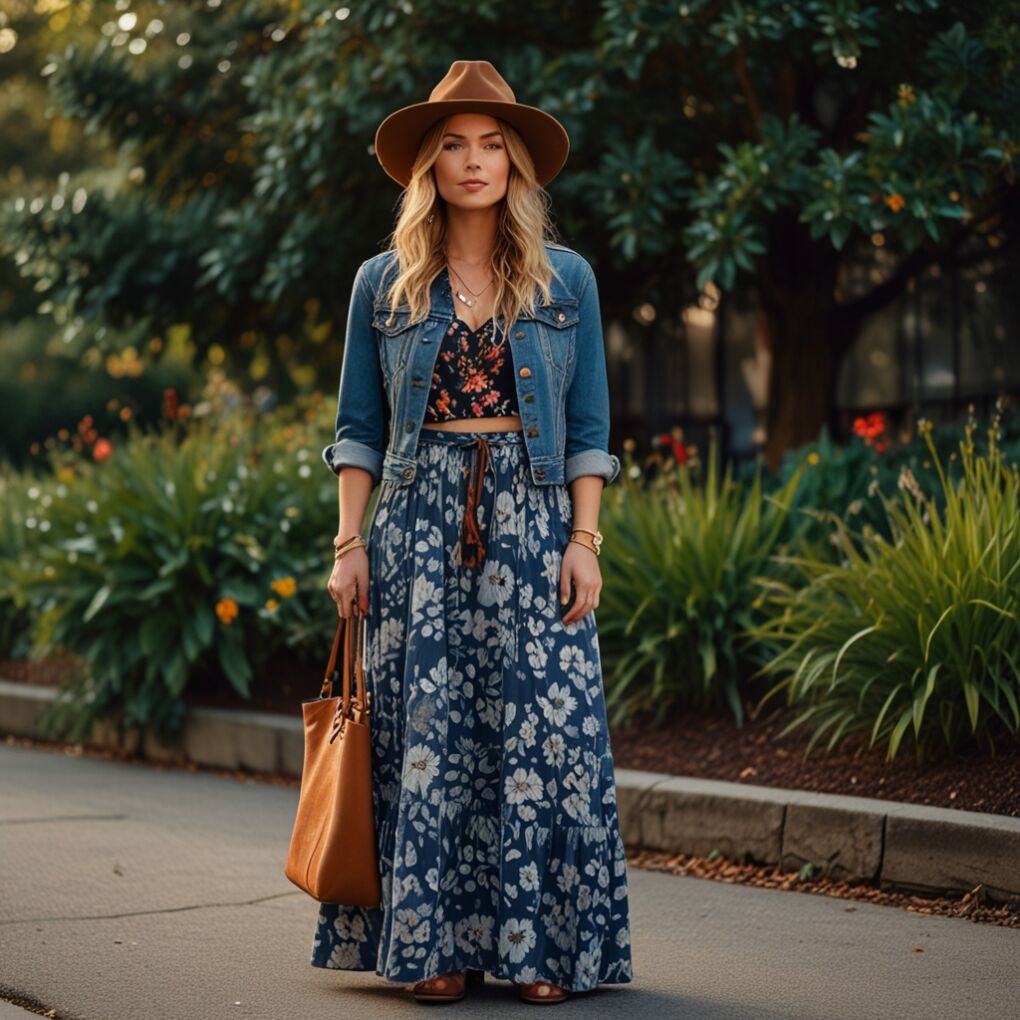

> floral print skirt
[309,428,634,991]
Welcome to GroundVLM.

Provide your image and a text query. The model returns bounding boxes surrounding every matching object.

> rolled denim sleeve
[321,262,386,486]
[564,260,622,486]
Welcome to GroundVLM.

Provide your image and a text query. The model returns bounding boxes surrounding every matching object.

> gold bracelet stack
[569,527,603,556]
[333,534,367,561]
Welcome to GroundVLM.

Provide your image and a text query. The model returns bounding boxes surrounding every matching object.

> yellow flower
[897,84,916,106]
[807,452,821,465]
[271,576,297,598]
[265,598,279,612]
[215,597,239,624]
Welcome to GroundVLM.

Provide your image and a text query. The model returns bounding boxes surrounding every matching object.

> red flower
[656,432,688,464]
[93,438,113,462]
[163,387,178,421]
[852,412,886,445]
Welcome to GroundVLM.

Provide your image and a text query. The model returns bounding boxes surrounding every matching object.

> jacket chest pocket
[528,298,579,376]
[372,306,419,383]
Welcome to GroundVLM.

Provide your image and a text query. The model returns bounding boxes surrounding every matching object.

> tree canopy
[4,0,1019,460]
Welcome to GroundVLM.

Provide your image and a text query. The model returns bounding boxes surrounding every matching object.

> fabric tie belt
[459,434,498,569]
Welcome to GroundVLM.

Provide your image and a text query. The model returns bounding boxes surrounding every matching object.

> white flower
[394,907,430,945]
[478,560,514,607]
[539,682,577,727]
[403,743,440,796]
[557,863,580,893]
[582,714,599,737]
[418,656,448,695]
[526,637,549,672]
[519,717,537,748]
[543,733,566,768]
[505,767,544,804]
[499,917,537,963]
[455,912,495,953]
[327,941,362,967]
[519,863,540,891]
[576,947,600,986]
[333,914,368,942]
[493,489,520,534]
[559,644,590,679]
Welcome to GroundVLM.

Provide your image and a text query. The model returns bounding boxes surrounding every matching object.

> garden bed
[4,654,1019,818]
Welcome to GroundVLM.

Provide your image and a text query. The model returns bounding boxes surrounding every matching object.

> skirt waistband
[415,428,525,569]
[417,427,525,448]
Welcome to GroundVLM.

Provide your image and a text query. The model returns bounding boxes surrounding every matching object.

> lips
[460,181,486,189]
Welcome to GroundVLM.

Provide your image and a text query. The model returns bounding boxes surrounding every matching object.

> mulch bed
[4,653,1020,818]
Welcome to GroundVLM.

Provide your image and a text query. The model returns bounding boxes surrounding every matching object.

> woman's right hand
[328,546,370,619]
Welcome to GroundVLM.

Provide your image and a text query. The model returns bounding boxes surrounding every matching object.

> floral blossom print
[310,429,633,991]
[424,318,521,422]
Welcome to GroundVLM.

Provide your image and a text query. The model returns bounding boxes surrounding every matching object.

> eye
[443,142,504,151]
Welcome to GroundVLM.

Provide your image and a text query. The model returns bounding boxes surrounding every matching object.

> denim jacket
[321,241,621,490]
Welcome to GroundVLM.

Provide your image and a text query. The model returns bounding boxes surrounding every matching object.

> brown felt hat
[374,60,570,188]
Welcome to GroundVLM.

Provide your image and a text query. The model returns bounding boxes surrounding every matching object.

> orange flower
[271,577,297,598]
[884,193,905,213]
[216,597,239,624]
[92,438,113,462]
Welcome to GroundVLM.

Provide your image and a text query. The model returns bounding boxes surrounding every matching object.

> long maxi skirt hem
[309,428,634,992]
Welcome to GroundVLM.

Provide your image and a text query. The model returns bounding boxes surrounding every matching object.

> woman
[312,60,633,1005]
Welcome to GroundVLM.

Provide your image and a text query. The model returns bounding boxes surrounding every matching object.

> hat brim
[374,99,570,189]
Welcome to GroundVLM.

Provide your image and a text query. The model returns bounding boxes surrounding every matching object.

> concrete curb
[3,678,1018,905]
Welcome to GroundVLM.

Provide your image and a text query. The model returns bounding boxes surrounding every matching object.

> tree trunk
[761,309,851,470]
[757,238,855,470]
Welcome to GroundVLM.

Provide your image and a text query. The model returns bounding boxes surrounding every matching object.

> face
[432,112,510,211]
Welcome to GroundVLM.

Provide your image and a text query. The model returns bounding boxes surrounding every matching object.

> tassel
[459,437,490,568]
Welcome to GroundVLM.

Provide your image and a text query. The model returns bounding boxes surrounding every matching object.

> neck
[443,203,499,265]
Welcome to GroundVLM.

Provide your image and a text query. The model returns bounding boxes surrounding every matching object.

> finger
[568,590,595,623]
[560,569,573,606]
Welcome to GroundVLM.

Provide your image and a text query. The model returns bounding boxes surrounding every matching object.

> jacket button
[557,312,566,322]
[534,467,545,479]
[523,393,534,403]
[519,367,531,377]
[403,467,414,479]
[404,422,414,432]
[526,425,538,437]
[514,330,525,340]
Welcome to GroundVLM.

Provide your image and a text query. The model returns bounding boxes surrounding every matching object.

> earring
[427,211,435,225]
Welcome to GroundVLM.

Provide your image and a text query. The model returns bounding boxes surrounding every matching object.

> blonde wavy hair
[379,115,563,343]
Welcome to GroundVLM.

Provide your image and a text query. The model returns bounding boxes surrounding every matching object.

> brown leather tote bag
[284,609,381,907]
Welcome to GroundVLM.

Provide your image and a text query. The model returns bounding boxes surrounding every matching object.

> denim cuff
[321,440,383,486]
[564,449,622,486]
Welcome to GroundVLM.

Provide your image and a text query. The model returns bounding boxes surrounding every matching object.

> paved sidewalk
[1,744,1017,1020]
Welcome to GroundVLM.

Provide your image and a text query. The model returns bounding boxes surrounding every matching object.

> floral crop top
[424,316,520,422]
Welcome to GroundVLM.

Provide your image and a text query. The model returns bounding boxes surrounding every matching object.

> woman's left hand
[559,539,601,625]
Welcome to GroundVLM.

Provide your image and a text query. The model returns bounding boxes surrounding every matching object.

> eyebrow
[442,131,504,140]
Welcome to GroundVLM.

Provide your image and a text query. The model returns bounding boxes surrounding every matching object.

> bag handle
[319,611,367,714]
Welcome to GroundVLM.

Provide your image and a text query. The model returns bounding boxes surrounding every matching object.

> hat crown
[428,60,516,105]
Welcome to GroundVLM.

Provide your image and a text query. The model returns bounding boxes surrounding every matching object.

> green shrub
[0,463,53,658]
[754,400,1020,549]
[597,439,807,727]
[10,397,355,742]
[750,419,1020,763]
